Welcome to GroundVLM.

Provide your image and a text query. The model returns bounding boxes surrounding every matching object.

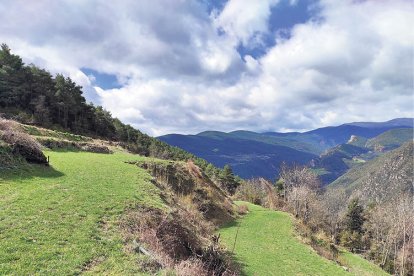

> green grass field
[219,202,388,276]
[0,150,164,275]
[338,251,389,276]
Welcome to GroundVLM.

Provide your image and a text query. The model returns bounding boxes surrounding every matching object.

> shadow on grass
[225,250,249,276]
[219,219,249,276]
[0,163,64,181]
[219,219,240,230]
[44,148,113,155]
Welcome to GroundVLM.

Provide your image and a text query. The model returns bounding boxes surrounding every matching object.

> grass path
[0,150,164,275]
[219,202,386,276]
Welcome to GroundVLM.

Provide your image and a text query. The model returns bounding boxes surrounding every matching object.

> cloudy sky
[1,0,413,136]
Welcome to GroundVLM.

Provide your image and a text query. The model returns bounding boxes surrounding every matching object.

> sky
[0,0,413,136]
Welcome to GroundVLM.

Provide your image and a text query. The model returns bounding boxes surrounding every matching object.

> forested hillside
[0,44,197,160]
[328,141,413,206]
[160,119,413,181]
[0,44,241,192]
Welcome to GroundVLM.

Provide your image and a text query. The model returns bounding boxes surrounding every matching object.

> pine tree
[220,164,238,194]
[345,198,365,234]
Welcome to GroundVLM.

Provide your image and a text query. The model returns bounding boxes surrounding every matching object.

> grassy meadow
[218,202,388,276]
[0,150,164,275]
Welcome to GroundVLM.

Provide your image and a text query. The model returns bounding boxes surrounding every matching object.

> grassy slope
[0,150,164,275]
[366,128,413,149]
[219,202,387,276]
[339,251,389,276]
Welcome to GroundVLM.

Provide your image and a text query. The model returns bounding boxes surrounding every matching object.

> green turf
[218,202,348,275]
[0,150,165,275]
[218,202,389,276]
[338,251,389,276]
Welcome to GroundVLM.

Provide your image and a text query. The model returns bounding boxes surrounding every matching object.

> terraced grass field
[0,150,164,275]
[219,202,388,276]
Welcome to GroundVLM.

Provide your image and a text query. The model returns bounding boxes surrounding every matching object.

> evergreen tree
[220,164,238,194]
[345,198,365,234]
[0,44,230,180]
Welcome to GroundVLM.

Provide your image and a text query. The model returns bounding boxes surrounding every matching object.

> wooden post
[232,223,241,254]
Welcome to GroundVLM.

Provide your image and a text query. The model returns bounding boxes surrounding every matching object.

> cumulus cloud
[0,0,412,135]
[213,0,279,45]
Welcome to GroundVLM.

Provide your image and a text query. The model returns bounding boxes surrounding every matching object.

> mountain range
[159,118,413,182]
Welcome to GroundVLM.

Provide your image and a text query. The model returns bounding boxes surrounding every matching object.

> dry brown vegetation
[134,160,235,225]
[237,204,249,215]
[36,137,112,153]
[0,117,47,164]
[234,177,282,209]
[121,206,237,275]
[121,160,239,275]
[279,163,414,275]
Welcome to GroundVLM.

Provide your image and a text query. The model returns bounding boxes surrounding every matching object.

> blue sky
[0,0,413,135]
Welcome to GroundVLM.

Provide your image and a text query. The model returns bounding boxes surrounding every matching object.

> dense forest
[0,44,239,192]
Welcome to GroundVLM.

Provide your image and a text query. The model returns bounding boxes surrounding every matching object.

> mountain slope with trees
[328,141,413,206]
[160,119,413,181]
[0,44,241,192]
[159,133,317,180]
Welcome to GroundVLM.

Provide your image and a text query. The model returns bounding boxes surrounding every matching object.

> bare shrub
[237,204,249,215]
[0,118,47,164]
[187,160,203,179]
[235,178,280,209]
[234,178,266,205]
[174,258,209,276]
[279,164,320,220]
[0,117,20,132]
[120,206,239,275]
[176,195,214,239]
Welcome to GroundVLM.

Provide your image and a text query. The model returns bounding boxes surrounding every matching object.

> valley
[1,14,413,275]
[159,119,413,184]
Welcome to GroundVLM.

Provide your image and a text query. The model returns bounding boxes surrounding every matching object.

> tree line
[0,43,240,193]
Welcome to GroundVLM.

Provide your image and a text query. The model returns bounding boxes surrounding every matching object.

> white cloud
[0,0,412,135]
[214,0,279,45]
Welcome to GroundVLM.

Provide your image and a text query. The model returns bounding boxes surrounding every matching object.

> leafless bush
[174,258,209,276]
[279,164,320,221]
[0,118,47,164]
[235,178,280,209]
[187,160,203,179]
[237,204,249,215]
[120,207,239,275]
[176,195,214,239]
[0,117,20,132]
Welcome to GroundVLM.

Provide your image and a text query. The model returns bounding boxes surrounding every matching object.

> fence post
[232,223,241,254]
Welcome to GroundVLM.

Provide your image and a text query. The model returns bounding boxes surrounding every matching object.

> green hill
[0,119,239,274]
[218,202,388,276]
[365,128,413,151]
[0,150,162,274]
[328,142,413,206]
[347,135,368,147]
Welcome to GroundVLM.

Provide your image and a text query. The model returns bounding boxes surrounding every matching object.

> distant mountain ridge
[159,118,413,181]
[159,133,317,179]
[345,118,414,128]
